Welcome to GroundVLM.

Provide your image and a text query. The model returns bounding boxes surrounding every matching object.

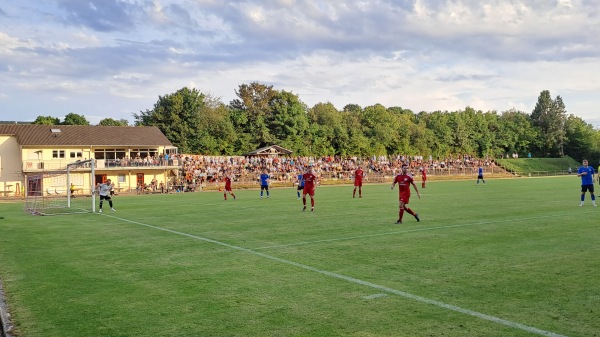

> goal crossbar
[25,159,96,215]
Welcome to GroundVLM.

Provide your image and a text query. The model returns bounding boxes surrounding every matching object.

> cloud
[56,0,136,32]
[0,0,599,125]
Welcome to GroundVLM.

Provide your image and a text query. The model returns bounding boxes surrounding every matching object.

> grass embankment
[495,156,580,175]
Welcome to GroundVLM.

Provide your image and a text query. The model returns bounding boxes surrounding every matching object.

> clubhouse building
[0,124,178,197]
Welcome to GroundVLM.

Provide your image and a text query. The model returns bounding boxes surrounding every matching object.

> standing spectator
[96,179,116,213]
[301,165,318,212]
[577,159,596,207]
[223,171,236,200]
[391,165,420,224]
[420,166,427,188]
[259,168,270,199]
[353,165,364,198]
[296,170,304,200]
[477,165,486,184]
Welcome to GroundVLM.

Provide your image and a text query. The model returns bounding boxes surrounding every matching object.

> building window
[118,175,126,183]
[70,151,83,158]
[95,149,126,160]
[52,150,65,158]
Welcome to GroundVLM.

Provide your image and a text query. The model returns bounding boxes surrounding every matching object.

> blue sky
[1,0,599,127]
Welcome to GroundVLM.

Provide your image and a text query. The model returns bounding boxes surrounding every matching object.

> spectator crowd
[156,154,496,192]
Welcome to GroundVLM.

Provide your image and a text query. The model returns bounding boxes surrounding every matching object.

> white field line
[103,214,569,337]
[252,211,596,250]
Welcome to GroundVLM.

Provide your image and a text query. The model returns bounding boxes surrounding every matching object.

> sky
[1,0,599,127]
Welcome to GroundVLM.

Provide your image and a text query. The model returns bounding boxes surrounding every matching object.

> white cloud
[0,0,598,126]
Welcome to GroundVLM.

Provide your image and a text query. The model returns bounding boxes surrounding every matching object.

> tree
[62,113,90,125]
[229,82,277,150]
[33,116,60,125]
[134,87,206,154]
[563,115,597,160]
[308,102,349,155]
[196,95,237,155]
[422,111,454,159]
[530,90,567,157]
[268,90,309,154]
[496,109,539,157]
[98,118,128,126]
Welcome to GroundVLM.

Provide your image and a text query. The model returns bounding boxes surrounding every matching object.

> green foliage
[1,179,599,336]
[229,82,278,149]
[133,87,207,154]
[32,115,60,125]
[530,90,567,156]
[131,84,598,159]
[564,114,597,161]
[98,118,128,126]
[62,112,90,125]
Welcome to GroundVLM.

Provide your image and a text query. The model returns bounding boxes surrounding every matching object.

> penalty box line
[253,211,597,250]
[102,213,568,337]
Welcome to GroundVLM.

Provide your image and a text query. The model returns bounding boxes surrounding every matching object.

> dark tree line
[33,113,129,126]
[133,84,600,162]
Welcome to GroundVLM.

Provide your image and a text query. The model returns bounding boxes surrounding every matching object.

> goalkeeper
[96,179,116,213]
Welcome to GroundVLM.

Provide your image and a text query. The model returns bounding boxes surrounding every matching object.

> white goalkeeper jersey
[98,183,112,196]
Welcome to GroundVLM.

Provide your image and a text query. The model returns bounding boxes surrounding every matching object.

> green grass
[496,156,580,175]
[1,177,599,337]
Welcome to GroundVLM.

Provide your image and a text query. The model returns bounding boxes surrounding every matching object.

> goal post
[25,159,95,215]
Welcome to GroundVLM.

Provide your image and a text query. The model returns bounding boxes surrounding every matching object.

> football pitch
[0,177,598,337]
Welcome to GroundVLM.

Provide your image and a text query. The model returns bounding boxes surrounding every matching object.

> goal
[24,159,96,215]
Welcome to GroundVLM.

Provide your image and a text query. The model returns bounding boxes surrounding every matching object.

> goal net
[24,159,95,215]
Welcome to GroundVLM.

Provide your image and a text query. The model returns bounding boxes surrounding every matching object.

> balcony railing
[22,159,180,172]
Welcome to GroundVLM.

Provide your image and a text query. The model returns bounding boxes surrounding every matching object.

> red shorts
[303,186,315,197]
[354,180,362,187]
[399,193,410,204]
[225,186,232,192]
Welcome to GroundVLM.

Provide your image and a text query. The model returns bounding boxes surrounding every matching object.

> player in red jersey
[353,165,364,198]
[223,171,236,200]
[301,165,318,211]
[420,166,427,188]
[391,165,420,224]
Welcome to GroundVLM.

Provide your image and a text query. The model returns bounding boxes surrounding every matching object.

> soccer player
[259,168,270,198]
[476,165,485,184]
[70,183,77,198]
[391,166,420,224]
[301,165,318,212]
[353,165,364,198]
[577,159,596,206]
[96,179,115,213]
[420,167,427,188]
[296,171,304,199]
[223,171,236,200]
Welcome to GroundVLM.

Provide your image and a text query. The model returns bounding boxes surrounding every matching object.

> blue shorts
[581,184,594,193]
[261,184,269,191]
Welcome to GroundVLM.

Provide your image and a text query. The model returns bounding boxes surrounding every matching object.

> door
[27,176,42,196]
[136,173,144,189]
[95,174,107,186]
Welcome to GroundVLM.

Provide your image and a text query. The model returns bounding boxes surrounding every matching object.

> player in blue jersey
[476,165,485,184]
[259,168,270,198]
[296,170,305,199]
[577,159,597,206]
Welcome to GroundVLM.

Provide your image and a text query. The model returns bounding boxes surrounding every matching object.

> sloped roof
[0,124,173,147]
[244,145,293,156]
